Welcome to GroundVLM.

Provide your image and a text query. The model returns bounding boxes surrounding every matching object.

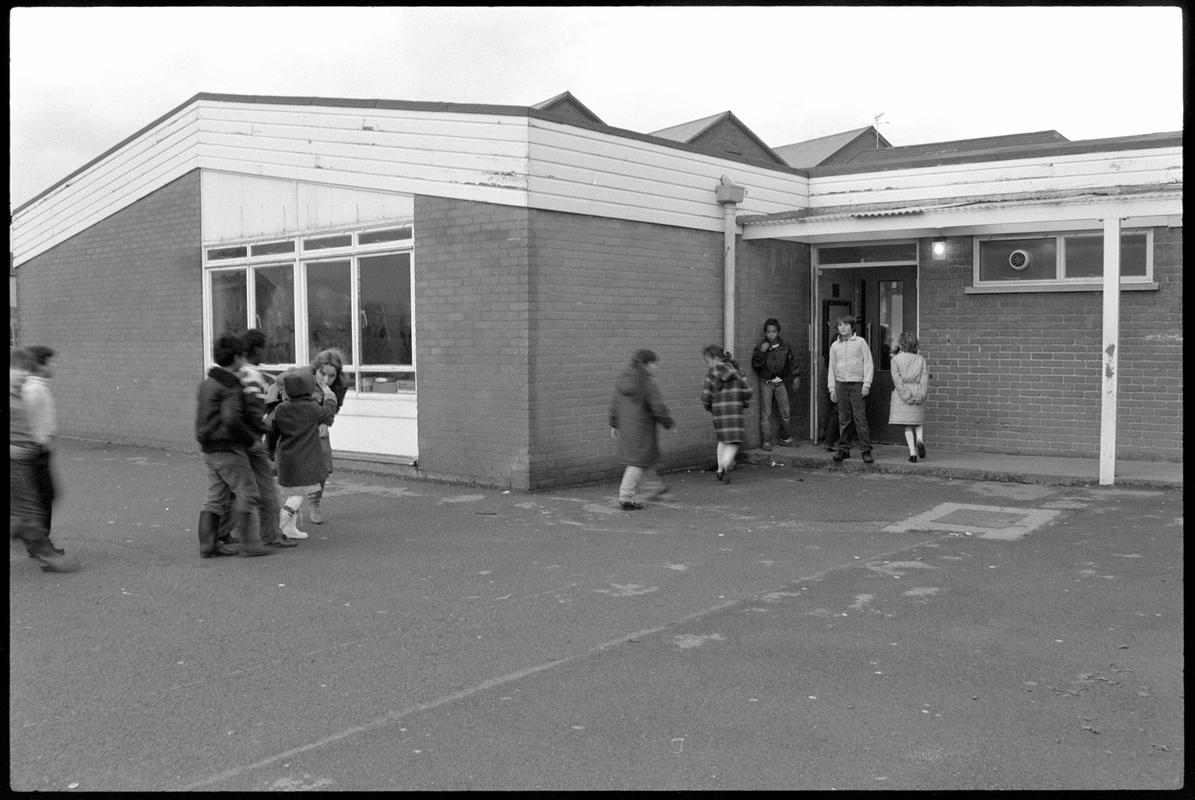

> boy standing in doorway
[751,318,798,450]
[827,314,874,464]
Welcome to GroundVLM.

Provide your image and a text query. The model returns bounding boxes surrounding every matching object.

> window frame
[971,228,1155,292]
[202,224,416,394]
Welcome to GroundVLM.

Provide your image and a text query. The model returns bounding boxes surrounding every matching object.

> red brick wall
[413,196,534,488]
[920,228,1182,461]
[413,198,812,489]
[523,209,809,489]
[523,210,720,488]
[14,171,204,451]
[735,238,812,445]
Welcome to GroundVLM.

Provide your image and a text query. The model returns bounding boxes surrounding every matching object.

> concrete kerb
[743,447,1183,490]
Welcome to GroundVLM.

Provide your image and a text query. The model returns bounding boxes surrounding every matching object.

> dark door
[816,265,918,444]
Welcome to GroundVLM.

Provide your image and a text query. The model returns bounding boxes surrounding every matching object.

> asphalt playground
[9,438,1184,790]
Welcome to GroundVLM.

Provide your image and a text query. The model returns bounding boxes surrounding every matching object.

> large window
[203,224,415,393]
[974,230,1151,288]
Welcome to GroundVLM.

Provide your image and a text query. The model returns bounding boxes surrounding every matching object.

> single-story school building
[11,91,1182,489]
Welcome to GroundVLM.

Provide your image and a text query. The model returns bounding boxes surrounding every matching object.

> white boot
[279,505,308,539]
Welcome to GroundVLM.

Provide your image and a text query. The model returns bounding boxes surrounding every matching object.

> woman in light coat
[889,331,929,462]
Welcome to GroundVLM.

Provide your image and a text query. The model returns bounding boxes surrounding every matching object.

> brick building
[10,92,1182,488]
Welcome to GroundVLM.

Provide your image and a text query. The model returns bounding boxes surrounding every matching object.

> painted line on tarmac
[178,618,694,790]
[179,533,951,790]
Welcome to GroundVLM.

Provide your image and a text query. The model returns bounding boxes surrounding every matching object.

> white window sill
[966,281,1158,294]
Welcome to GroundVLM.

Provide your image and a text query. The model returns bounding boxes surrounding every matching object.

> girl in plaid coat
[701,345,753,482]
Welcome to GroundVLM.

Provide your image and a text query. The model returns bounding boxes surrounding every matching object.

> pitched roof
[649,110,788,166]
[773,126,889,168]
[834,130,1071,169]
[650,111,728,143]
[530,91,605,125]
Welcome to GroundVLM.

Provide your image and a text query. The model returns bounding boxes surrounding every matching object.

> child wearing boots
[194,334,275,557]
[268,369,337,540]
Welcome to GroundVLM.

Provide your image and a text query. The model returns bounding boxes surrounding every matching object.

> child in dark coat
[268,370,337,540]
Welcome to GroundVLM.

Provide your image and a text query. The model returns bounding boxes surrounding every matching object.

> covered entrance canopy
[739,134,1183,484]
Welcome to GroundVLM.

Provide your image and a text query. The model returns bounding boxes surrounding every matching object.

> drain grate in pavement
[884,502,1062,540]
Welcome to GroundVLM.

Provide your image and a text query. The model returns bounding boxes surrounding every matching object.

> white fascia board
[743,193,1183,243]
[807,147,1182,210]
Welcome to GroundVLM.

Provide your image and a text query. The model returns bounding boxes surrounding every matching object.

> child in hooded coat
[608,349,674,509]
[268,370,337,539]
[701,346,753,482]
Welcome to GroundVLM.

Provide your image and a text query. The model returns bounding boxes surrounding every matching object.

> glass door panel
[255,265,295,364]
[210,270,247,361]
[306,260,352,361]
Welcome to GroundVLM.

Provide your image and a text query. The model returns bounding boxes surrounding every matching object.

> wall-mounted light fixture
[931,238,947,260]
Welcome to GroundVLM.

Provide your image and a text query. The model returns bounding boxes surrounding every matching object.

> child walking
[889,331,929,462]
[701,345,752,483]
[269,370,337,539]
[608,349,675,510]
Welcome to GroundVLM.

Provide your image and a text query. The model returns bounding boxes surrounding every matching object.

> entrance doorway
[815,261,918,445]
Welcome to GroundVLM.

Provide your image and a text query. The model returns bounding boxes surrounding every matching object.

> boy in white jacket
[827,315,874,463]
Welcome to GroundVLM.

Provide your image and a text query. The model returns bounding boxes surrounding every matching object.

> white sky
[9,5,1185,207]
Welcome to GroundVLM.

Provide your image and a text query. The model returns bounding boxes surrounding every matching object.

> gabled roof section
[833,130,1071,170]
[809,130,1180,178]
[650,111,727,143]
[650,110,788,167]
[531,91,605,126]
[773,126,891,168]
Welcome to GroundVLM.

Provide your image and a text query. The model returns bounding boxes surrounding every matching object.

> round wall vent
[1009,249,1031,271]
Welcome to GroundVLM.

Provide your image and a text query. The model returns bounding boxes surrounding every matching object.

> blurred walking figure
[10,347,79,573]
[23,345,59,530]
[701,345,752,483]
[889,331,930,462]
[751,318,798,450]
[609,349,675,510]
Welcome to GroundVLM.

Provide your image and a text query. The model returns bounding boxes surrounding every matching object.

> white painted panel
[13,112,202,265]
[13,157,199,265]
[299,182,415,233]
[199,124,530,175]
[744,193,1183,242]
[201,172,415,242]
[200,103,531,143]
[196,154,529,209]
[328,393,418,458]
[809,149,1182,208]
[197,136,528,193]
[527,120,808,231]
[201,117,531,158]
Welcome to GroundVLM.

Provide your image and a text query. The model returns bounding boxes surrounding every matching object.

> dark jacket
[608,364,674,468]
[269,398,337,486]
[195,367,256,453]
[751,338,797,383]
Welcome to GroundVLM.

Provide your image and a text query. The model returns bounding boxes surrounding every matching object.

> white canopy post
[1099,216,1121,485]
